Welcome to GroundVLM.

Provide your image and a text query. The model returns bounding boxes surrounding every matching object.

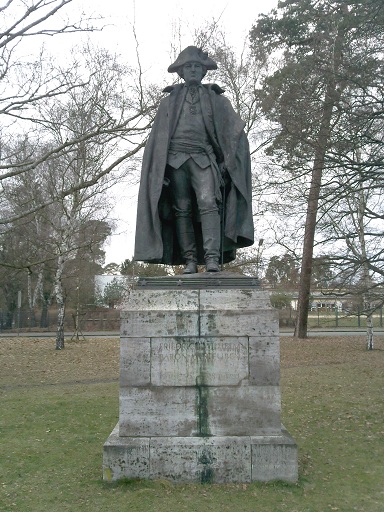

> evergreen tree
[250,0,384,337]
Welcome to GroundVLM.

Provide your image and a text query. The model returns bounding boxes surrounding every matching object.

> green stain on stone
[198,449,216,484]
[194,339,214,481]
[195,340,212,438]
[196,382,210,437]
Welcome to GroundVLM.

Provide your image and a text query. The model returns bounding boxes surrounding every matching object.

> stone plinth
[103,275,298,483]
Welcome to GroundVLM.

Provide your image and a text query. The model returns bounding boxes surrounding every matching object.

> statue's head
[168,46,217,84]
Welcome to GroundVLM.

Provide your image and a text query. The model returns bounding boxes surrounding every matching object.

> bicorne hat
[168,46,217,73]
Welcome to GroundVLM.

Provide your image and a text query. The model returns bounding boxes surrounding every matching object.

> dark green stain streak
[196,382,210,437]
[195,341,211,438]
[198,449,215,484]
[195,340,214,483]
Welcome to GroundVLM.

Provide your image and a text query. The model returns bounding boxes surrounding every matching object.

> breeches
[166,159,219,217]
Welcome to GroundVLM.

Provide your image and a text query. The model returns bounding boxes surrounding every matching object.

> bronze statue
[134,46,254,273]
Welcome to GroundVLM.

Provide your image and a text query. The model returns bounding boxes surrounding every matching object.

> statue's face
[182,61,203,86]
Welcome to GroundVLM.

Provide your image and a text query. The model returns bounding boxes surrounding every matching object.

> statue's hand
[163,177,170,187]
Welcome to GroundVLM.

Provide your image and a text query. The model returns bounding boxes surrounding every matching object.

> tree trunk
[56,298,65,350]
[294,19,346,338]
[366,311,374,350]
[294,98,334,338]
[54,255,66,350]
[27,267,44,328]
[355,163,374,351]
[360,206,374,351]
[27,270,36,328]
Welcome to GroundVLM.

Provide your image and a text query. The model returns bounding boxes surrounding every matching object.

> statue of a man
[134,46,254,273]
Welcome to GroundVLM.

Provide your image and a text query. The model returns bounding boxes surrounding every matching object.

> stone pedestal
[103,275,298,483]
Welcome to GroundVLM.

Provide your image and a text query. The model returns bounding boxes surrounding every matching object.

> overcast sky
[68,0,279,265]
[78,0,278,62]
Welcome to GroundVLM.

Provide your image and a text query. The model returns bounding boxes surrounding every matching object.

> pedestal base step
[103,424,298,483]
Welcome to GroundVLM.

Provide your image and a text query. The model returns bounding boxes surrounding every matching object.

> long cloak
[134,83,254,265]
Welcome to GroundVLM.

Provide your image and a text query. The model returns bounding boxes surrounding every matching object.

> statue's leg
[200,211,221,272]
[189,161,221,272]
[175,216,198,274]
[167,164,198,274]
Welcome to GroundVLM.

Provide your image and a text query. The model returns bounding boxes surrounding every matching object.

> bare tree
[0,3,161,226]
[318,152,384,350]
[1,44,151,347]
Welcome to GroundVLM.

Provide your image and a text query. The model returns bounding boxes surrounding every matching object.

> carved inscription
[151,337,249,386]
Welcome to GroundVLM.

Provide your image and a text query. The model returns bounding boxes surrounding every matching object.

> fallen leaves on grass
[0,337,119,388]
[280,335,384,369]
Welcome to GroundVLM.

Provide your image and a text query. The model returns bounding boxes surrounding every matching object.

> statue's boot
[175,217,198,274]
[183,260,198,274]
[201,211,221,272]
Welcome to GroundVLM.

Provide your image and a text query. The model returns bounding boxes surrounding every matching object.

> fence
[0,307,120,333]
[268,305,384,329]
[308,305,383,329]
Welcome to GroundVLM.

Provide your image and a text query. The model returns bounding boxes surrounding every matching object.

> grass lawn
[1,335,383,512]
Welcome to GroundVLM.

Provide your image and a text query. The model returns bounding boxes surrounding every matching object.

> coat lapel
[169,85,186,138]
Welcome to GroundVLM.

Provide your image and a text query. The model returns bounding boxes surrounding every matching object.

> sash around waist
[168,140,214,155]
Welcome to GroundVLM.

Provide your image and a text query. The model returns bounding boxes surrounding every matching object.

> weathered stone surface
[199,289,272,310]
[204,386,281,436]
[119,385,281,437]
[103,424,150,481]
[120,335,281,388]
[119,387,198,436]
[102,284,298,483]
[249,336,280,386]
[120,337,150,387]
[102,432,298,482]
[251,428,298,482]
[199,289,278,337]
[121,289,279,338]
[150,337,249,386]
[149,437,251,483]
[121,310,199,337]
[125,289,199,311]
[199,308,279,337]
